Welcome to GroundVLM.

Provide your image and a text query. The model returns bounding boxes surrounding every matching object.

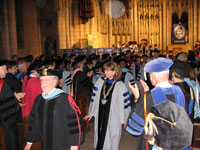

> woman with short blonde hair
[84,61,131,150]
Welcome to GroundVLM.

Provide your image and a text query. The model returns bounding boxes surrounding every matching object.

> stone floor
[80,124,139,150]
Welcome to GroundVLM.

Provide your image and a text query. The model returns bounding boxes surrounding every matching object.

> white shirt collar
[29,74,37,78]
[156,81,172,88]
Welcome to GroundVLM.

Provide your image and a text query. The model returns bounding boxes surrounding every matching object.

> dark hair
[7,61,17,69]
[170,69,184,80]
[45,60,56,67]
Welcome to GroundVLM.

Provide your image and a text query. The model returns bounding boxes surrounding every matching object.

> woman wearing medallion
[84,61,131,150]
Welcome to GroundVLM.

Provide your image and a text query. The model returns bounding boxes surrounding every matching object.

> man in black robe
[170,59,194,122]
[4,61,22,93]
[24,69,83,150]
[0,60,20,150]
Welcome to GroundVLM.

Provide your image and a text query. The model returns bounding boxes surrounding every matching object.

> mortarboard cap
[144,100,193,150]
[170,59,190,77]
[144,57,173,73]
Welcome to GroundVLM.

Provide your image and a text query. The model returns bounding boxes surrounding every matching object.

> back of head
[144,57,173,85]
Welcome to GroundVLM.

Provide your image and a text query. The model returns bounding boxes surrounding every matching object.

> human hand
[123,123,127,128]
[20,103,26,107]
[140,80,149,92]
[24,143,32,150]
[14,92,25,100]
[83,115,93,121]
[70,146,78,150]
[128,82,140,99]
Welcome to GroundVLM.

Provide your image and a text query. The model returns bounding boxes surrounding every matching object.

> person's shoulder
[62,70,71,76]
[115,80,126,88]
[30,77,40,82]
[126,70,133,76]
[96,76,104,83]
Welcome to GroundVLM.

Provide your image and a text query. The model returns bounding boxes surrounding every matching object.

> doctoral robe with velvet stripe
[126,84,187,150]
[26,92,83,150]
[62,71,72,94]
[0,80,20,150]
[88,77,131,150]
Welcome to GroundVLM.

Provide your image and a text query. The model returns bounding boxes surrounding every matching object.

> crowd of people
[0,45,200,150]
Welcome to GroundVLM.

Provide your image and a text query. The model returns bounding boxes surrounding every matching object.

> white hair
[154,70,169,77]
[18,63,24,70]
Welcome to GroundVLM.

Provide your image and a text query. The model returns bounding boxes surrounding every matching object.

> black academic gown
[72,70,93,99]
[175,81,195,122]
[127,91,178,150]
[26,92,83,150]
[4,73,23,123]
[0,80,20,150]
[4,73,22,93]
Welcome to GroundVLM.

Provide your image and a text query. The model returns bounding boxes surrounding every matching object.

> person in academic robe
[170,59,195,122]
[24,69,83,150]
[61,61,72,94]
[0,60,21,150]
[21,64,43,119]
[4,61,22,93]
[72,55,93,99]
[5,61,25,123]
[72,56,93,133]
[17,60,28,83]
[126,58,189,150]
[84,61,131,150]
[119,58,134,95]
[144,100,193,150]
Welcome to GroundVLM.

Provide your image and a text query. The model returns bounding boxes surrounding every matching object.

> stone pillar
[159,0,162,49]
[162,0,167,51]
[2,0,11,59]
[133,0,138,41]
[57,8,67,49]
[166,0,172,49]
[198,0,200,41]
[193,0,198,47]
[7,0,18,57]
[188,0,193,49]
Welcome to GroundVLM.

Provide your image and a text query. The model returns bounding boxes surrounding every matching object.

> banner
[60,49,73,55]
[73,49,80,56]
[104,48,113,56]
[88,48,96,55]
[114,48,121,56]
[97,48,105,56]
[172,24,186,44]
[81,48,89,55]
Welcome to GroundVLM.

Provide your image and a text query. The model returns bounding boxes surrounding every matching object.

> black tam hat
[42,69,58,77]
[27,63,42,75]
[170,59,190,77]
[0,60,8,66]
[144,100,193,150]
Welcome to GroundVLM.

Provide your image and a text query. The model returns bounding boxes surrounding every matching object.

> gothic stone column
[7,0,18,57]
